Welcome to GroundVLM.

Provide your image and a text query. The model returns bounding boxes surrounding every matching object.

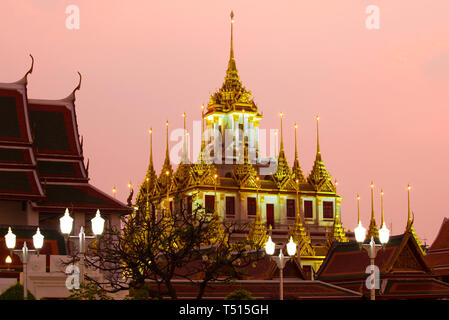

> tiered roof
[0,58,129,215]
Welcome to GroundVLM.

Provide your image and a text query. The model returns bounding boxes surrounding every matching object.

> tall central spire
[316,116,321,159]
[367,181,379,238]
[226,10,238,81]
[308,116,332,187]
[292,123,305,182]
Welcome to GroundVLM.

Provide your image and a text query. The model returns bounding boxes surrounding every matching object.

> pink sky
[1,1,449,245]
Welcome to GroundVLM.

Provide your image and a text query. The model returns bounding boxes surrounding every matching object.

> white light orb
[33,227,44,250]
[91,209,105,236]
[379,222,390,245]
[5,227,16,250]
[265,236,275,255]
[354,221,366,243]
[60,208,73,235]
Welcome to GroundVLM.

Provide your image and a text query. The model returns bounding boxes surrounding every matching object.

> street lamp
[4,227,44,299]
[59,208,105,286]
[354,192,390,300]
[264,236,297,300]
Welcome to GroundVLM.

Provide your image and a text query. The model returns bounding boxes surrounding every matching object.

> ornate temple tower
[136,11,350,274]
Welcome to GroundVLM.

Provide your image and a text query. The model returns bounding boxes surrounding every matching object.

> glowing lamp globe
[33,228,44,250]
[379,222,390,245]
[286,236,297,257]
[5,227,16,250]
[354,221,366,243]
[265,236,275,255]
[5,256,12,264]
[60,208,73,235]
[91,209,105,236]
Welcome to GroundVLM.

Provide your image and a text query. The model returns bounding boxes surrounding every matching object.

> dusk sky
[1,1,448,244]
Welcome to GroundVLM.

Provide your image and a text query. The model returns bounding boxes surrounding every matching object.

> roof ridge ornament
[63,71,82,102]
[14,54,34,85]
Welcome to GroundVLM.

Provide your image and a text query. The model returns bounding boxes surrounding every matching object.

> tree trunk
[165,280,177,300]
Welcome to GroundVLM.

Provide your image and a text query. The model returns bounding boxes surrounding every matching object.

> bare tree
[83,198,264,299]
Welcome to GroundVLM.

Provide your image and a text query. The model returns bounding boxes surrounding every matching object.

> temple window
[323,201,334,219]
[247,197,256,216]
[226,196,235,217]
[287,199,295,218]
[304,200,313,218]
[205,195,215,214]
[187,196,192,215]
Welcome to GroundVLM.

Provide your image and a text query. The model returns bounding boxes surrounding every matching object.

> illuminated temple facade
[136,12,350,274]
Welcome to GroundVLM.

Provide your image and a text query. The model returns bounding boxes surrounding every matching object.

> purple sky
[1,1,449,245]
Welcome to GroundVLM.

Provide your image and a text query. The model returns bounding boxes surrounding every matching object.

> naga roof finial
[63,71,82,102]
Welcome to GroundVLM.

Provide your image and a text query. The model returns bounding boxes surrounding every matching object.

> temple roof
[0,78,45,200]
[0,64,129,214]
[316,232,431,281]
[205,11,260,116]
[429,217,449,251]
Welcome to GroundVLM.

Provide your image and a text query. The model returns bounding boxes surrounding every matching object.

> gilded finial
[357,194,360,223]
[316,115,320,154]
[381,189,385,225]
[407,184,412,229]
[279,112,284,152]
[367,181,379,239]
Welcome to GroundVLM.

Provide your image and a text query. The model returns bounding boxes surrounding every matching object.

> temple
[0,57,130,269]
[135,12,351,275]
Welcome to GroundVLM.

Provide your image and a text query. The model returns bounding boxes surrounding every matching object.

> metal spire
[357,194,360,223]
[367,181,379,238]
[316,115,320,156]
[381,189,385,225]
[407,184,412,229]
[279,112,284,153]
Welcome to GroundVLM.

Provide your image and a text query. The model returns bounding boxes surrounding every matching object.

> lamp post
[265,236,297,300]
[354,192,390,300]
[59,208,105,286]
[4,227,44,299]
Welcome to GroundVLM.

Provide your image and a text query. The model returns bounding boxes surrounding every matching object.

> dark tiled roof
[0,89,30,142]
[28,104,79,156]
[0,147,30,163]
[316,233,430,281]
[0,170,43,200]
[429,218,449,251]
[158,280,362,299]
[34,183,130,213]
[381,278,449,298]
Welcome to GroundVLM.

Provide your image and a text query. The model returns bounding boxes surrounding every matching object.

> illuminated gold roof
[206,11,260,116]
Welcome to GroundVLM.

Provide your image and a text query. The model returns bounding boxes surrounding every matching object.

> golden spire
[357,194,360,223]
[247,176,268,248]
[407,184,412,229]
[181,112,189,164]
[405,184,425,254]
[367,181,379,239]
[230,10,235,60]
[147,128,156,176]
[292,123,305,182]
[279,112,284,152]
[290,179,315,255]
[225,10,238,81]
[198,105,207,163]
[308,116,332,187]
[381,189,385,225]
[160,120,173,183]
[316,115,321,156]
[326,202,348,248]
[271,112,291,188]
